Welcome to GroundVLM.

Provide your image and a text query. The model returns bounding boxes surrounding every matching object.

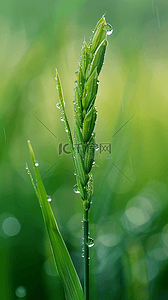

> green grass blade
[27,141,84,300]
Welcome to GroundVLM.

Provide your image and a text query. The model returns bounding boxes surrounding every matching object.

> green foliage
[27,141,84,300]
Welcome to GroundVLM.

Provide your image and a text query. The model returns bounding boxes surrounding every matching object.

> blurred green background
[1,0,168,299]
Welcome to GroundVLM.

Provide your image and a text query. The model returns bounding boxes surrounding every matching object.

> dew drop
[56,102,61,109]
[34,160,39,167]
[95,144,99,152]
[106,23,113,35]
[74,172,76,176]
[56,85,59,89]
[73,184,80,194]
[65,127,68,133]
[47,195,52,202]
[82,253,84,258]
[88,237,94,248]
[60,117,64,122]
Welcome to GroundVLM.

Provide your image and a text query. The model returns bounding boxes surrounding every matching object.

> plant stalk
[83,207,89,300]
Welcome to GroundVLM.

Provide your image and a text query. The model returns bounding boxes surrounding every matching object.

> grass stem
[83,208,89,300]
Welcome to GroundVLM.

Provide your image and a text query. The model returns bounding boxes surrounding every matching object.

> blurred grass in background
[0,0,168,299]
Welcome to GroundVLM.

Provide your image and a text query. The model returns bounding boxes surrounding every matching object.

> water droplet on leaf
[47,195,52,202]
[34,160,39,167]
[73,184,80,194]
[106,23,113,35]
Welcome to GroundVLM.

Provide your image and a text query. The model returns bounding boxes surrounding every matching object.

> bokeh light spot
[44,257,57,277]
[98,233,120,247]
[15,286,27,298]
[2,217,21,236]
[125,207,148,226]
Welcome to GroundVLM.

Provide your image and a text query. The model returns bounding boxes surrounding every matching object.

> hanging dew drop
[73,184,80,194]
[95,144,99,152]
[60,117,64,122]
[82,253,84,258]
[106,23,113,35]
[88,237,94,248]
[56,102,61,109]
[47,195,52,202]
[65,127,68,133]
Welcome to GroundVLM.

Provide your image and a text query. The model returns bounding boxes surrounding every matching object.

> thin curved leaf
[27,141,84,300]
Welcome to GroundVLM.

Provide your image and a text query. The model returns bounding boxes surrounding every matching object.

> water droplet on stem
[88,237,94,248]
[56,102,61,109]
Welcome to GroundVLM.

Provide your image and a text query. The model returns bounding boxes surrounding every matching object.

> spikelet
[56,16,113,209]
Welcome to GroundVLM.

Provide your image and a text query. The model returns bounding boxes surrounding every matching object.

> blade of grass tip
[27,140,84,300]
[55,69,73,153]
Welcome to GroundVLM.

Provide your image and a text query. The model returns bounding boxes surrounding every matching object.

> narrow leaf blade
[27,141,84,300]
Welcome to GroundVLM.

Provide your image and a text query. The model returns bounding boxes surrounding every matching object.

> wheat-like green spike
[56,16,111,205]
[56,16,112,299]
[73,16,110,204]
